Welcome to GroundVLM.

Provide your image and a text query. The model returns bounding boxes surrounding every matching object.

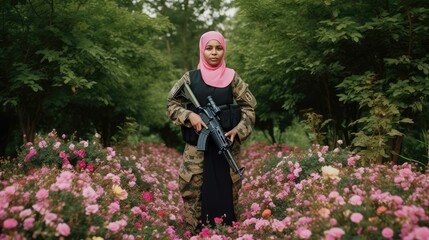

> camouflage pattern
[166,71,256,232]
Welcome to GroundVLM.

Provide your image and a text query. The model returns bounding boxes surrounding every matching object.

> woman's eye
[216,47,223,51]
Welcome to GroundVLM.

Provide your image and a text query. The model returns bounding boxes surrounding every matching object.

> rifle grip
[196,128,210,151]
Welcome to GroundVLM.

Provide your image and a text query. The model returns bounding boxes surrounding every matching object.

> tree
[0,0,172,153]
[230,0,429,164]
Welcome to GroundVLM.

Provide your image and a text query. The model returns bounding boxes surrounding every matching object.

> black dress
[186,70,237,227]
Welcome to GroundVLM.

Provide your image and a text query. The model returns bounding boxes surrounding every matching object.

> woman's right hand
[188,112,208,133]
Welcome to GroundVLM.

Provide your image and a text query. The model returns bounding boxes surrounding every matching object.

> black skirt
[200,139,236,227]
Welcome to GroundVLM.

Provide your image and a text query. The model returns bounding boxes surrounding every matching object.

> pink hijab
[197,31,235,88]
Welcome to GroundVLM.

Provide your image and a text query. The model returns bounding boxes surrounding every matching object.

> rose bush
[1,132,428,239]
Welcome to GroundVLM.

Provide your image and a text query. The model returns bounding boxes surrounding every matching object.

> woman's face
[204,40,224,67]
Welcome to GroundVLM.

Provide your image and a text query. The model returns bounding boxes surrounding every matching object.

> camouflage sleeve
[166,72,193,127]
[232,73,257,142]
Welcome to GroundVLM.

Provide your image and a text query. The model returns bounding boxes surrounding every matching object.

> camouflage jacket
[166,71,256,183]
[166,71,257,143]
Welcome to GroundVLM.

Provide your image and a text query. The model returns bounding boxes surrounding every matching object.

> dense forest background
[1,0,428,166]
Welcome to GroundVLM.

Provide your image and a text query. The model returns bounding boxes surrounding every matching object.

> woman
[166,31,256,232]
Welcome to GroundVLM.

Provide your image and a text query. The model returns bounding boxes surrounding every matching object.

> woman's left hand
[225,129,238,143]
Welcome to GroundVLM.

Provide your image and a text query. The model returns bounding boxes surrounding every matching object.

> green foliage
[0,0,175,149]
[230,0,429,164]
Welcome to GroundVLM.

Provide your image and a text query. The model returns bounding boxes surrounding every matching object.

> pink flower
[324,227,345,240]
[3,218,18,229]
[77,160,86,169]
[38,140,48,148]
[23,217,35,230]
[296,227,312,239]
[108,202,120,214]
[59,151,69,161]
[382,227,394,238]
[107,222,121,232]
[318,208,331,218]
[86,163,96,172]
[350,213,363,223]
[25,148,37,162]
[36,188,49,200]
[214,217,223,225]
[167,181,178,191]
[271,219,286,232]
[44,212,57,225]
[348,195,362,206]
[131,206,142,215]
[19,209,32,219]
[142,192,154,202]
[85,204,99,215]
[56,223,71,236]
[414,227,429,240]
[200,228,211,238]
[73,149,86,158]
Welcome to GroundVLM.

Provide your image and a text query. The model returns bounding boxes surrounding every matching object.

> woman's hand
[188,112,208,132]
[225,128,238,143]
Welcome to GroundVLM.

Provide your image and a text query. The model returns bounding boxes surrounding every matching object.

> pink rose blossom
[200,228,211,238]
[214,217,223,225]
[350,212,363,223]
[36,188,49,200]
[44,212,57,225]
[3,218,18,229]
[38,140,48,148]
[167,181,178,191]
[324,227,345,240]
[108,202,120,214]
[86,163,96,172]
[142,192,154,202]
[107,222,121,232]
[73,149,86,158]
[19,209,32,219]
[77,160,86,169]
[56,223,71,236]
[25,148,37,162]
[382,227,394,238]
[413,227,429,240]
[348,195,362,206]
[85,204,99,215]
[296,227,312,239]
[23,217,35,230]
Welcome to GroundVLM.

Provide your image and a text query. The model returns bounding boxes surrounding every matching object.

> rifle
[182,82,245,180]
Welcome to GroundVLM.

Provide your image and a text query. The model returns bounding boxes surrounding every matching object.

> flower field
[1,131,429,239]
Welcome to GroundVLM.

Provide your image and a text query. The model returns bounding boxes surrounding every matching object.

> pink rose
[107,222,121,232]
[350,213,363,223]
[77,160,86,169]
[324,227,345,240]
[86,163,96,172]
[414,227,429,240]
[382,227,394,238]
[25,148,37,162]
[56,223,71,236]
[200,228,211,238]
[36,188,49,201]
[3,218,18,229]
[214,217,223,225]
[23,217,35,230]
[348,195,362,206]
[142,192,154,202]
